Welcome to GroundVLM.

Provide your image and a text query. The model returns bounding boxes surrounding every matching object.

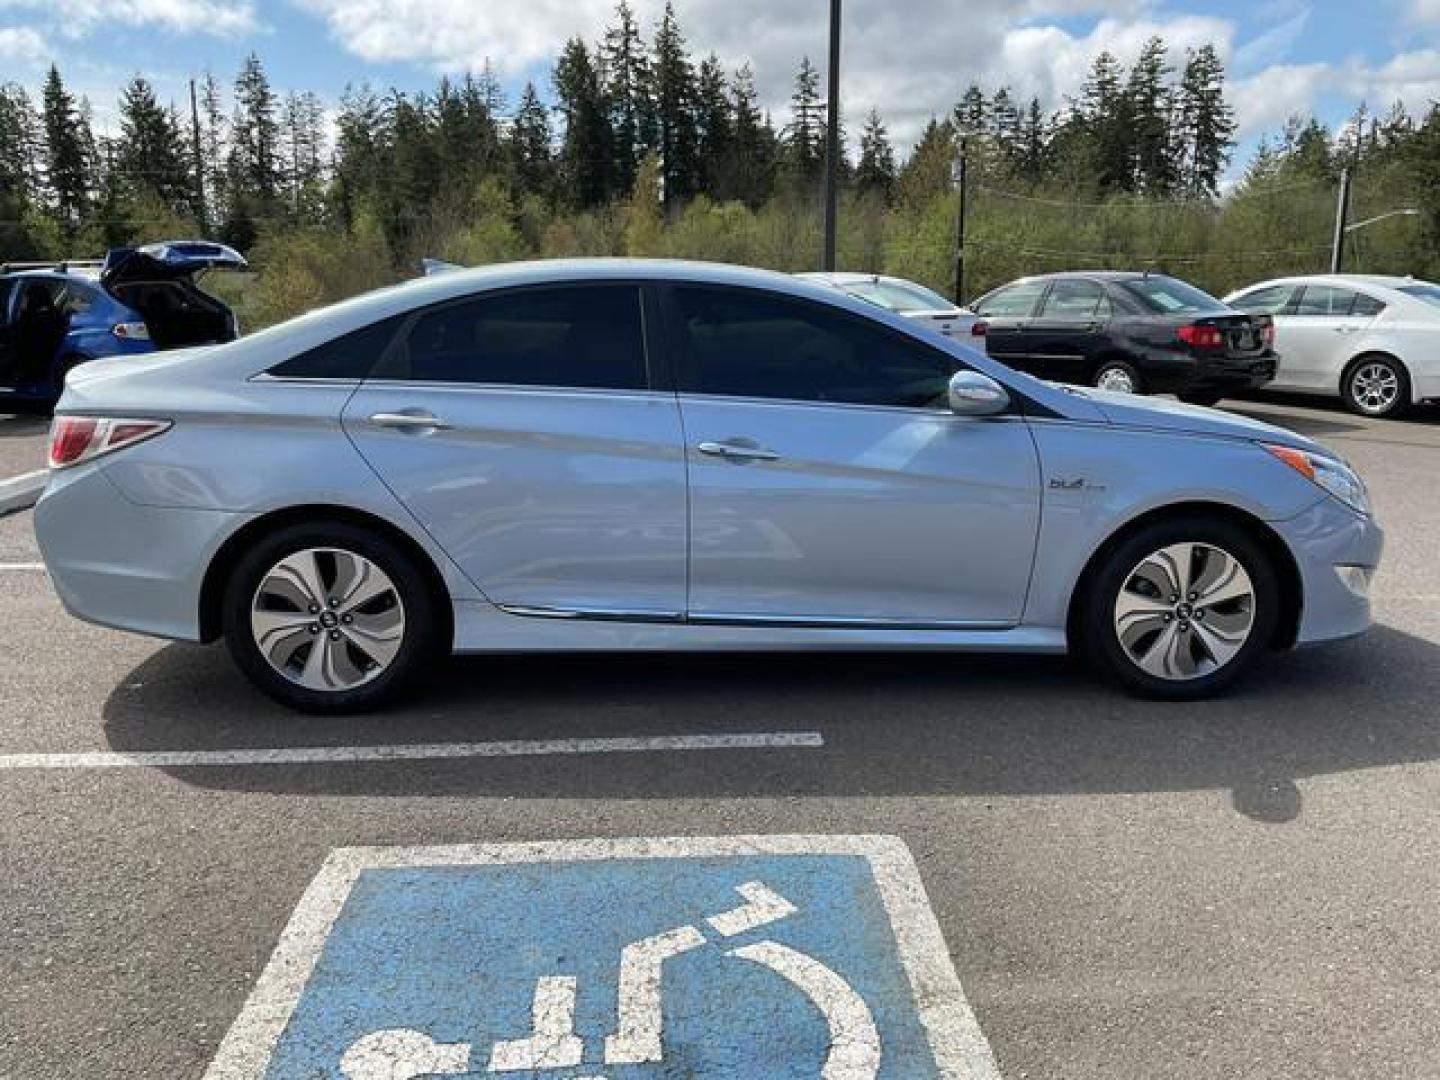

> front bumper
[35,461,246,642]
[1275,496,1384,646]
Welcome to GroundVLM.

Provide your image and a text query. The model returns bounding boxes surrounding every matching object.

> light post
[821,0,841,271]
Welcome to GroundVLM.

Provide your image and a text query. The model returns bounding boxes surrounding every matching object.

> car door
[1026,278,1111,384]
[972,279,1049,373]
[665,283,1042,626]
[342,281,688,619]
[1279,285,1377,390]
[0,279,16,387]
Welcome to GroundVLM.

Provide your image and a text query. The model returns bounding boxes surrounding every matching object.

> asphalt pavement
[2,394,1439,1079]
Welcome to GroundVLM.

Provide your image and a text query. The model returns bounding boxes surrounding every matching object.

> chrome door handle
[696,440,780,462]
[369,411,452,431]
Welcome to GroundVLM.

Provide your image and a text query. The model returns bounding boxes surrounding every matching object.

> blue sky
[1,0,1437,177]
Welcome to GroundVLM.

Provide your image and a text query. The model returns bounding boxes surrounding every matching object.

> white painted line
[706,880,798,937]
[603,925,707,1065]
[0,732,824,771]
[489,975,585,1071]
[0,468,45,517]
[203,836,1003,1080]
[0,561,46,572]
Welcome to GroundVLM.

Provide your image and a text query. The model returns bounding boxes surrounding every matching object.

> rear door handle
[369,411,452,431]
[696,440,780,462]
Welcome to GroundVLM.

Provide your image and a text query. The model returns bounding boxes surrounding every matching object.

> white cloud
[1232,49,1440,138]
[1232,5,1309,74]
[0,25,47,68]
[0,0,258,39]
[1412,0,1440,25]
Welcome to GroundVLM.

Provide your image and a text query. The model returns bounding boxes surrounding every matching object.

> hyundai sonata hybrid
[35,259,1381,713]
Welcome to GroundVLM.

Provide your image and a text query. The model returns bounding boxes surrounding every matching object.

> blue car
[0,240,245,411]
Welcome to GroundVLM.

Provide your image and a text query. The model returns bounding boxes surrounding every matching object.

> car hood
[1068,386,1326,453]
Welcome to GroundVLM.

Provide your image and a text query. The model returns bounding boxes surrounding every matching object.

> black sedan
[969,272,1276,405]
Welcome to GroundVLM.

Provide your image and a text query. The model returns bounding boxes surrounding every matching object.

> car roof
[1226,273,1440,296]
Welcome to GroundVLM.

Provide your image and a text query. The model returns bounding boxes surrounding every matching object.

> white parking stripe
[0,732,824,771]
[0,562,46,572]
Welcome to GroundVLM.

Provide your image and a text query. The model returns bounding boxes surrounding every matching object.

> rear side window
[671,285,958,408]
[1040,279,1107,318]
[1350,292,1386,317]
[375,284,648,389]
[1295,286,1361,317]
[974,281,1047,318]
[268,315,406,380]
[1229,284,1297,315]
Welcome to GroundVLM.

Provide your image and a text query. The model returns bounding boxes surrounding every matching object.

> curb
[0,469,46,517]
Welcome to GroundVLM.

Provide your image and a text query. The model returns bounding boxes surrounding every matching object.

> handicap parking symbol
[204,836,1001,1079]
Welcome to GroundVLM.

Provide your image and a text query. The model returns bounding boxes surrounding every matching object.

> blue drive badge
[203,836,1000,1079]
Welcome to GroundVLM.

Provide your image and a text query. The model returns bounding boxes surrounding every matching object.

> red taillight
[970,320,988,337]
[1178,324,1224,349]
[48,416,171,469]
[1261,320,1276,345]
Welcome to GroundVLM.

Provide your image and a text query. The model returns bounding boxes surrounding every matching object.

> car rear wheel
[222,522,441,714]
[1093,360,1143,395]
[1078,517,1279,699]
[1341,354,1409,418]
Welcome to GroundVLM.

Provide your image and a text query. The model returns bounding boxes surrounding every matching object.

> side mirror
[948,370,1010,417]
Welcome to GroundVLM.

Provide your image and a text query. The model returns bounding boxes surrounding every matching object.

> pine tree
[954,85,987,138]
[0,83,43,258]
[602,0,651,193]
[281,90,327,218]
[1175,43,1234,197]
[730,64,774,207]
[855,108,895,201]
[554,37,615,208]
[228,53,283,215]
[40,65,91,234]
[198,72,228,230]
[509,81,554,199]
[117,76,192,217]
[333,82,388,230]
[895,118,956,209]
[785,57,825,189]
[1077,50,1130,194]
[694,54,732,198]
[1015,97,1051,182]
[1126,36,1176,195]
[650,2,698,206]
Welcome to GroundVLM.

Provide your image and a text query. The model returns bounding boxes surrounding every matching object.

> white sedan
[1224,274,1440,418]
[796,272,979,339]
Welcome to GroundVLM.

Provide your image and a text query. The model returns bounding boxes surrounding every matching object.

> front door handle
[369,410,452,432]
[696,440,780,462]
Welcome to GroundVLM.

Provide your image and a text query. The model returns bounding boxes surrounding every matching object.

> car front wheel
[222,522,441,714]
[1078,517,1280,699]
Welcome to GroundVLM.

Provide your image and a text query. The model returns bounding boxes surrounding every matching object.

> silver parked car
[796,271,979,338]
[36,259,1381,713]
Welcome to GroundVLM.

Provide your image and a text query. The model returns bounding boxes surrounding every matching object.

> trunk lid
[100,241,247,287]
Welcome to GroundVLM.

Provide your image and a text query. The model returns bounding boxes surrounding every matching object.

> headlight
[1263,443,1370,515]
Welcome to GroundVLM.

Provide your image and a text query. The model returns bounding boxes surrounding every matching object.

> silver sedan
[36,259,1381,712]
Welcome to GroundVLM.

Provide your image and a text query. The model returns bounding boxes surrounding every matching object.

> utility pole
[188,78,206,231]
[1331,108,1366,274]
[953,138,968,304]
[821,0,841,271]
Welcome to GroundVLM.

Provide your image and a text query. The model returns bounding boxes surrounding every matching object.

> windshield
[842,278,954,313]
[1120,276,1228,315]
[1397,284,1440,310]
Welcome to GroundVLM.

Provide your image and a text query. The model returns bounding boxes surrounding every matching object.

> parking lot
[3,394,1440,1079]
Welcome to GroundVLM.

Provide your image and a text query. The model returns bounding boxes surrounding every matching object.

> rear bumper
[34,462,244,642]
[1275,497,1384,646]
[1139,350,1277,395]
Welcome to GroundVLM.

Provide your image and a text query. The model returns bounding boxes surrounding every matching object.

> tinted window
[268,315,406,380]
[1040,279,1106,318]
[1120,276,1226,315]
[1229,284,1297,315]
[975,281,1047,318]
[1350,292,1386,317]
[1295,285,1359,317]
[1398,283,1440,309]
[379,285,647,389]
[56,281,97,316]
[672,286,959,408]
[843,278,953,313]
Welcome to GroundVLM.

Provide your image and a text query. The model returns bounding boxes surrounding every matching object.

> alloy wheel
[1350,362,1401,415]
[1096,367,1137,394]
[250,547,405,692]
[1113,542,1256,681]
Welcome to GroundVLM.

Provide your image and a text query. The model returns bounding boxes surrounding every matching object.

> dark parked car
[0,241,245,411]
[969,272,1277,405]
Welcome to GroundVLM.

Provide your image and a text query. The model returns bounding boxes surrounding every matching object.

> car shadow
[1229,391,1440,435]
[101,624,1440,825]
[0,414,49,436]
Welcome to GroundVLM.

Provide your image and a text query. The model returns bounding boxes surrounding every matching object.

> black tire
[222,521,442,714]
[1092,359,1144,395]
[1076,515,1280,700]
[1177,392,1223,408]
[1340,353,1410,419]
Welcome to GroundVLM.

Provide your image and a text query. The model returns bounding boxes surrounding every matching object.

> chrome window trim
[498,603,1011,631]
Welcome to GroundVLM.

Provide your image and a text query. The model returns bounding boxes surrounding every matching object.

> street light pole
[1330,166,1352,274]
[821,0,842,271]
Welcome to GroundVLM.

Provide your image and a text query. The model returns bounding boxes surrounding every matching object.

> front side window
[672,286,959,408]
[1040,279,1107,318]
[378,284,648,389]
[1229,284,1297,315]
[1295,286,1360,317]
[974,281,1048,318]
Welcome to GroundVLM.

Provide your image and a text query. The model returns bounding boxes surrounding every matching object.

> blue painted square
[266,853,942,1078]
